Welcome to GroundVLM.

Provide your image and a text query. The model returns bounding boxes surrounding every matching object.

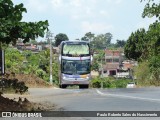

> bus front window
[76,60,90,75]
[62,60,90,75]
[62,43,89,56]
[62,60,76,75]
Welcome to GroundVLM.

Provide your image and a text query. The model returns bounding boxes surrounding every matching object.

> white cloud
[81,21,114,34]
[106,0,123,4]
[106,0,112,3]
[69,0,82,7]
[51,0,64,8]
[115,0,123,4]
[38,0,111,23]
[135,18,156,30]
[99,10,110,18]
[26,0,48,12]
[12,0,153,42]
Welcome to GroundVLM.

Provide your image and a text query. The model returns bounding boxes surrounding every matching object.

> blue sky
[13,0,156,43]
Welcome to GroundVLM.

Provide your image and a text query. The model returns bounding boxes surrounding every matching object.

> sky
[12,0,156,43]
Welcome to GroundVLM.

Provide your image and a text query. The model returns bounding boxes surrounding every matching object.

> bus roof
[61,41,89,44]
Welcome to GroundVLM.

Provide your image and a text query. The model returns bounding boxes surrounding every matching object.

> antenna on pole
[46,30,53,85]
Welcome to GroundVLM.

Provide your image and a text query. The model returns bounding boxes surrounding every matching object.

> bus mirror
[91,55,93,62]
[59,55,61,63]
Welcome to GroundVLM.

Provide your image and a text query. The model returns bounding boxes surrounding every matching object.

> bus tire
[59,85,67,89]
[79,85,89,89]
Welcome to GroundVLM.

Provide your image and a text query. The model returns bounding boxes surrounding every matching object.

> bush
[103,77,116,88]
[114,79,132,88]
[134,61,152,86]
[90,76,132,88]
[0,78,28,94]
[5,48,59,86]
[90,77,101,88]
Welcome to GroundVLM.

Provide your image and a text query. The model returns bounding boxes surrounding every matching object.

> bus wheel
[79,85,89,89]
[59,85,67,89]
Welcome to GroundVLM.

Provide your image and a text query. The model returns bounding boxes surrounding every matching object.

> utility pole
[46,30,53,85]
[100,59,103,89]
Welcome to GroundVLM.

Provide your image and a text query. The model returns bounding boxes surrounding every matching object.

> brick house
[97,48,138,78]
[101,49,123,77]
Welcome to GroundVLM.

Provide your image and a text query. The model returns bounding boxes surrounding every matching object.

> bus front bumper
[61,78,90,85]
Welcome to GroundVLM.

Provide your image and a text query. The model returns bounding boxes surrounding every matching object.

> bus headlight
[80,74,90,79]
[62,75,66,79]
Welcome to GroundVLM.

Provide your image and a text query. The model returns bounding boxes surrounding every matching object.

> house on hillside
[101,49,123,77]
[99,49,137,79]
[16,42,41,53]
[117,60,138,79]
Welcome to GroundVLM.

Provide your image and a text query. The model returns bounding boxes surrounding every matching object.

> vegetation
[115,40,126,48]
[124,28,147,61]
[0,0,48,46]
[141,0,160,21]
[0,78,28,94]
[55,33,69,47]
[90,77,132,88]
[1,0,159,89]
[91,50,105,71]
[124,0,160,86]
[5,48,59,85]
[81,32,125,50]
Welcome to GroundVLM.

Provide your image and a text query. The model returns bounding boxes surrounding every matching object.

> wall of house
[116,72,130,78]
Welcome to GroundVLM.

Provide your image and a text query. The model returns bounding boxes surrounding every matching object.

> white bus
[59,41,92,88]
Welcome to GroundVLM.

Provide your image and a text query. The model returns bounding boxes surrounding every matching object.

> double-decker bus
[59,41,92,88]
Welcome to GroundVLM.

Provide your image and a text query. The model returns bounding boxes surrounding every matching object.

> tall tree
[124,0,160,85]
[81,32,95,42]
[91,33,112,49]
[55,33,69,46]
[115,40,126,48]
[0,0,49,47]
[124,28,148,61]
[141,0,160,21]
[104,33,112,45]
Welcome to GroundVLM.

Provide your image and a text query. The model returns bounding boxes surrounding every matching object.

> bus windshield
[62,43,89,56]
[62,59,90,75]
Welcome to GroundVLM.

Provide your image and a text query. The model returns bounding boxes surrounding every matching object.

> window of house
[113,59,119,62]
[103,70,107,74]
[106,59,112,62]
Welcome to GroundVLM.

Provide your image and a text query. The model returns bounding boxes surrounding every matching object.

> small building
[101,49,123,77]
[103,63,119,77]
[117,60,137,79]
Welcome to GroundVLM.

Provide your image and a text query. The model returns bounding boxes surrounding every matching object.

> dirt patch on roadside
[7,73,52,88]
[0,73,56,111]
[0,94,56,111]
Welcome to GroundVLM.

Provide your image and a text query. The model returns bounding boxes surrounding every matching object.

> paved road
[3,87,160,120]
[28,87,160,111]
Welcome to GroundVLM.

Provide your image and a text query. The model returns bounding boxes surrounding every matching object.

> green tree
[134,61,151,86]
[149,56,160,82]
[6,47,60,84]
[91,33,112,50]
[115,40,126,48]
[141,0,160,21]
[81,32,95,42]
[146,22,160,57]
[55,33,69,46]
[104,33,112,45]
[124,0,160,85]
[0,0,49,46]
[146,22,160,81]
[91,60,99,71]
[124,28,148,61]
[5,48,24,73]
[92,50,105,72]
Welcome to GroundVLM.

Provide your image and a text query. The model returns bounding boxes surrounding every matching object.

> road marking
[96,89,160,102]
